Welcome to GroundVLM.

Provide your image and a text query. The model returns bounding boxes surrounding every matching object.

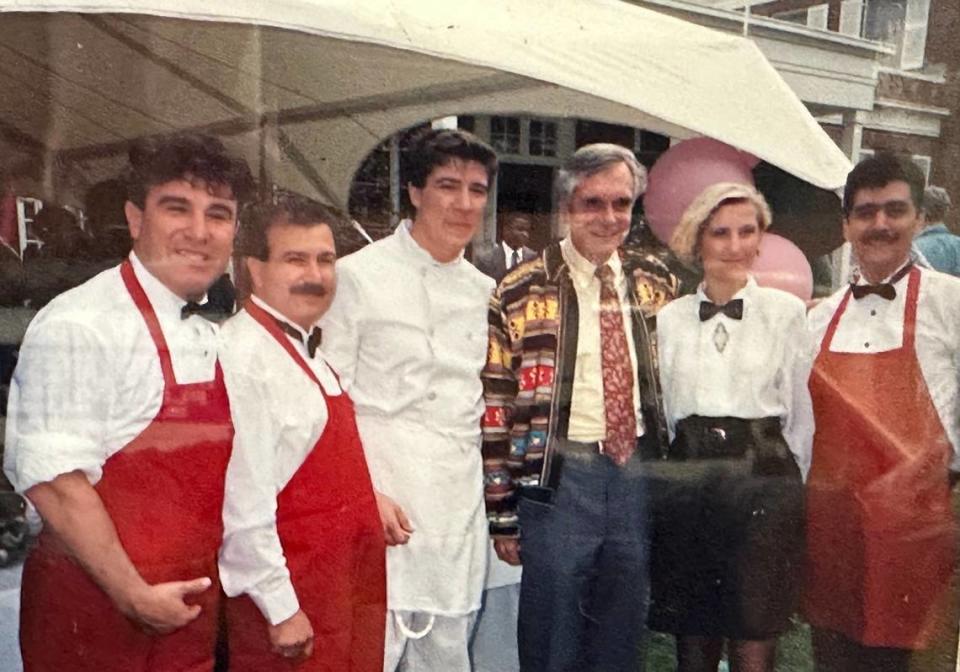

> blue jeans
[517,445,650,672]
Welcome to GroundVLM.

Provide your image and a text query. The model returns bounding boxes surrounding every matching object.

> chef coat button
[427,392,437,401]
[864,342,870,348]
[870,310,877,317]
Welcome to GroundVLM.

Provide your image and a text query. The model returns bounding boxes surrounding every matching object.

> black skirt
[647,416,805,639]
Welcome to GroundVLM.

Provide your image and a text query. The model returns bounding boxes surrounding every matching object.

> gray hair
[924,185,951,222]
[553,143,647,214]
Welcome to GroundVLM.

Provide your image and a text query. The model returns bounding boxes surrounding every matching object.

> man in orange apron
[805,153,960,671]
[218,195,386,671]
[3,132,254,671]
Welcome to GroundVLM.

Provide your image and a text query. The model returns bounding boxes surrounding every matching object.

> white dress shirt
[217,297,341,626]
[4,253,219,492]
[321,220,493,615]
[809,263,960,470]
[560,238,645,442]
[657,277,814,477]
[502,241,519,270]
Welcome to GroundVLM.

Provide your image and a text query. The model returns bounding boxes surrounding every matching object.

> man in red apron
[3,132,254,671]
[218,195,386,671]
[805,153,960,671]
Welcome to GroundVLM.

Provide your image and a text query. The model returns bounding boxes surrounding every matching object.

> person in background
[913,185,960,276]
[472,212,537,282]
[322,127,497,672]
[482,143,678,672]
[218,194,385,671]
[652,182,812,672]
[804,154,960,672]
[4,131,254,671]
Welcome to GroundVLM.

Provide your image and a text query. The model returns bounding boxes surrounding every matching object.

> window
[839,0,864,36]
[772,5,827,29]
[862,0,930,70]
[772,9,808,26]
[490,116,521,154]
[528,120,557,157]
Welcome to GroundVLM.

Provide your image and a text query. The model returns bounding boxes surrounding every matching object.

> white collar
[395,218,466,267]
[560,237,623,290]
[695,275,754,317]
[854,259,914,286]
[129,251,207,319]
[249,294,318,340]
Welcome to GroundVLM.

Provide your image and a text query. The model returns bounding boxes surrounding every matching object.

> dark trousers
[517,442,649,672]
[811,627,913,672]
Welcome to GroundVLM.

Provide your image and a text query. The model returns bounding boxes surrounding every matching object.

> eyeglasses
[849,200,915,221]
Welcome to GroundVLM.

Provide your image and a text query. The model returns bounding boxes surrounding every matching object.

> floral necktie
[596,263,637,466]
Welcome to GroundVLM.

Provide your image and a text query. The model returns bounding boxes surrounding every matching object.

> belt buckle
[708,426,727,442]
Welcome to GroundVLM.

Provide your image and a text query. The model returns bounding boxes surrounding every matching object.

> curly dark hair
[843,153,925,215]
[124,132,256,208]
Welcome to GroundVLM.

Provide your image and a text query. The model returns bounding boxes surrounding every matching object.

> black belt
[670,416,785,461]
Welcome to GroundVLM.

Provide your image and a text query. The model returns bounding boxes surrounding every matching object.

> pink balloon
[751,233,813,301]
[644,138,756,245]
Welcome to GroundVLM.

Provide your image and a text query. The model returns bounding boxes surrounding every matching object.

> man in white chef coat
[321,127,498,671]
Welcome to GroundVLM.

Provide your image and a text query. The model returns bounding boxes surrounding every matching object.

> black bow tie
[699,298,744,322]
[181,300,223,322]
[276,319,322,358]
[850,283,896,301]
[850,263,913,301]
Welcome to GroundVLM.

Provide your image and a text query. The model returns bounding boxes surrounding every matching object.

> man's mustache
[290,282,328,297]
[861,229,899,244]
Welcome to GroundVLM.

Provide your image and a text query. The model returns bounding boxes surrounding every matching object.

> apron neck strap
[244,299,323,388]
[120,260,176,386]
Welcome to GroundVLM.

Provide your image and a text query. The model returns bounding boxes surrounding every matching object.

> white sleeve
[218,363,314,626]
[655,307,677,442]
[780,305,815,480]
[4,316,112,492]
[319,264,362,392]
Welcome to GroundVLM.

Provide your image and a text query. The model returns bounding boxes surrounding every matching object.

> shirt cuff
[7,432,104,492]
[249,577,300,626]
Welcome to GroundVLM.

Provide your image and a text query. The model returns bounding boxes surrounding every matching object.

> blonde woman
[649,183,814,672]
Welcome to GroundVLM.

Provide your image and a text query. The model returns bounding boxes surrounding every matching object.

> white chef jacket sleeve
[320,264,362,391]
[219,366,300,626]
[4,316,112,492]
[779,304,815,480]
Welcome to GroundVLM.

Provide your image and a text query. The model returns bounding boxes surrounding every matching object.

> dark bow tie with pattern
[276,319,322,358]
[181,300,224,322]
[850,264,913,301]
[699,298,743,322]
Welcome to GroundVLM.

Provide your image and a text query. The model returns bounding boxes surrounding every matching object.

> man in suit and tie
[473,212,537,282]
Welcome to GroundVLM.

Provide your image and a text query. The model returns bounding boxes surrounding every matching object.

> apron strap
[244,299,326,390]
[902,267,921,352]
[120,260,176,386]
[819,287,852,352]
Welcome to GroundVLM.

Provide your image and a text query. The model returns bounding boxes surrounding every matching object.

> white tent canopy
[0,0,852,208]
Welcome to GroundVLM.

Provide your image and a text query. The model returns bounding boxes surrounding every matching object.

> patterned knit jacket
[481,242,679,537]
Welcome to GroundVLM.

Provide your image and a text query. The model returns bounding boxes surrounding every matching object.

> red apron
[803,267,958,648]
[20,260,234,671]
[226,300,386,672]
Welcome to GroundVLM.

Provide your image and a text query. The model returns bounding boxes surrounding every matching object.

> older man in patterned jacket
[481,143,679,672]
